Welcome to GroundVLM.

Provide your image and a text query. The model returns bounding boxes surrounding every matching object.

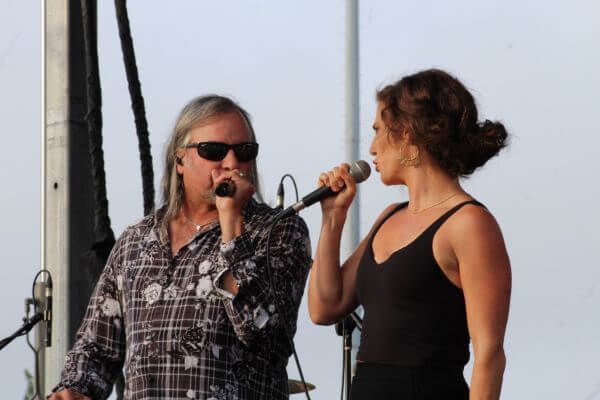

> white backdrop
[2,1,600,399]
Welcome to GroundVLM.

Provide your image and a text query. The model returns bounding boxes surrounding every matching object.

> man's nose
[221,149,241,169]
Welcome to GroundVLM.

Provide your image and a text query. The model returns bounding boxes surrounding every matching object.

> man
[49,95,312,399]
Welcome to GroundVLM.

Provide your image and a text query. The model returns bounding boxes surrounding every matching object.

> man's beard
[201,189,217,204]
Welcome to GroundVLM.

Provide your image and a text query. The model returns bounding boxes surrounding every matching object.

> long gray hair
[159,95,262,241]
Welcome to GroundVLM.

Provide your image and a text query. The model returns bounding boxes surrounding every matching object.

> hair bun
[461,119,508,174]
[475,119,508,154]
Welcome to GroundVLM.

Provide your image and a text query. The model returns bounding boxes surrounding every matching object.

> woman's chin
[380,174,405,187]
[379,175,393,186]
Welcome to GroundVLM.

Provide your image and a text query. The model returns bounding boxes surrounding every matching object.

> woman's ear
[400,129,412,142]
[387,129,409,149]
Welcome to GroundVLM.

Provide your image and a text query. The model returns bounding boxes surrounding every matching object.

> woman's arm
[308,162,398,325]
[451,206,511,400]
[308,209,364,325]
[307,163,360,324]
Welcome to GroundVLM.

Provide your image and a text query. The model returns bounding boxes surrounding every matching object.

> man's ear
[175,148,185,170]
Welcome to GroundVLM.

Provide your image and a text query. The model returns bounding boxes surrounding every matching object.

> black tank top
[355,200,484,368]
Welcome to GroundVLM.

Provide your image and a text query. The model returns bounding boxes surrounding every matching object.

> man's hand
[47,388,91,400]
[212,168,255,215]
[212,168,254,242]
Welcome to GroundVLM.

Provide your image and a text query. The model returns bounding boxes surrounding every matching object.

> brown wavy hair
[376,69,508,177]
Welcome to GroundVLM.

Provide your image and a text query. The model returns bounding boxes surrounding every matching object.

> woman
[308,69,511,400]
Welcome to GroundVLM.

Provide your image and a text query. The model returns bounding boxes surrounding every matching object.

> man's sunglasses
[184,141,259,162]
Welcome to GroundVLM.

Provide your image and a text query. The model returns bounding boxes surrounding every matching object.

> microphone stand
[0,312,44,351]
[335,311,362,400]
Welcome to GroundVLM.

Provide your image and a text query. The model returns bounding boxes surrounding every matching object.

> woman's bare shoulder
[448,202,505,245]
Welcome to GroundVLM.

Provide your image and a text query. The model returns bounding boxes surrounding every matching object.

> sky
[2,1,600,399]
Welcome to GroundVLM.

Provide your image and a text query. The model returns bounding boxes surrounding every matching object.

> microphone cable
[276,173,299,208]
[264,212,312,400]
[266,173,310,399]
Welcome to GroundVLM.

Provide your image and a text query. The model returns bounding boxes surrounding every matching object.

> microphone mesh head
[349,160,371,183]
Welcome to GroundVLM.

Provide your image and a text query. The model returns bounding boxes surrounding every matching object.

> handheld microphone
[279,160,370,218]
[215,180,236,197]
[44,275,53,347]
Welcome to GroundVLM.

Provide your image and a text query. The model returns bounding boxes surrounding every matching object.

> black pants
[349,363,469,400]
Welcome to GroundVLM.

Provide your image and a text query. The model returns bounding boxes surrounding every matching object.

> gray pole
[37,1,47,395]
[343,1,362,397]
[42,0,96,395]
[343,0,360,258]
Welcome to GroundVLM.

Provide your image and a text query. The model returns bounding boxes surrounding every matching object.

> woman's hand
[317,163,357,216]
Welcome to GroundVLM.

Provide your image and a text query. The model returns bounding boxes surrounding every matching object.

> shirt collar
[149,198,261,246]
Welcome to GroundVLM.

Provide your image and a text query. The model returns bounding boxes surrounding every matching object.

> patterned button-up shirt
[55,199,312,399]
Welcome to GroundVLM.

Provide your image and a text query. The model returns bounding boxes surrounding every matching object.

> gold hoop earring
[396,145,420,166]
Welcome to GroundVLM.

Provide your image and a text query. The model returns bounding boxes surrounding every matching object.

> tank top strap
[423,200,486,239]
[369,202,408,242]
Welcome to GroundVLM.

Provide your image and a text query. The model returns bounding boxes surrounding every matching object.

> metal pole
[38,0,47,395]
[42,0,71,393]
[343,1,360,257]
[342,1,360,399]
[41,0,46,304]
[42,0,95,394]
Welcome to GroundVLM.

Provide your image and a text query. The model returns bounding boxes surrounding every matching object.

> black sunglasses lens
[233,143,259,162]
[194,142,258,161]
[197,143,229,161]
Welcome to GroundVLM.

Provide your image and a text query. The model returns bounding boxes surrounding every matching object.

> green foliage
[23,369,34,400]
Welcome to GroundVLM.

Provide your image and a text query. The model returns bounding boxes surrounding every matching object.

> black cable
[265,212,311,400]
[114,0,155,216]
[30,270,50,308]
[281,174,300,202]
[277,174,300,206]
[81,0,116,251]
[114,2,156,397]
[82,3,121,398]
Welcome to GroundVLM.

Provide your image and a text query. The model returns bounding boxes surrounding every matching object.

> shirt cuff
[214,232,255,299]
[219,231,254,264]
[213,268,236,300]
[50,378,97,400]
